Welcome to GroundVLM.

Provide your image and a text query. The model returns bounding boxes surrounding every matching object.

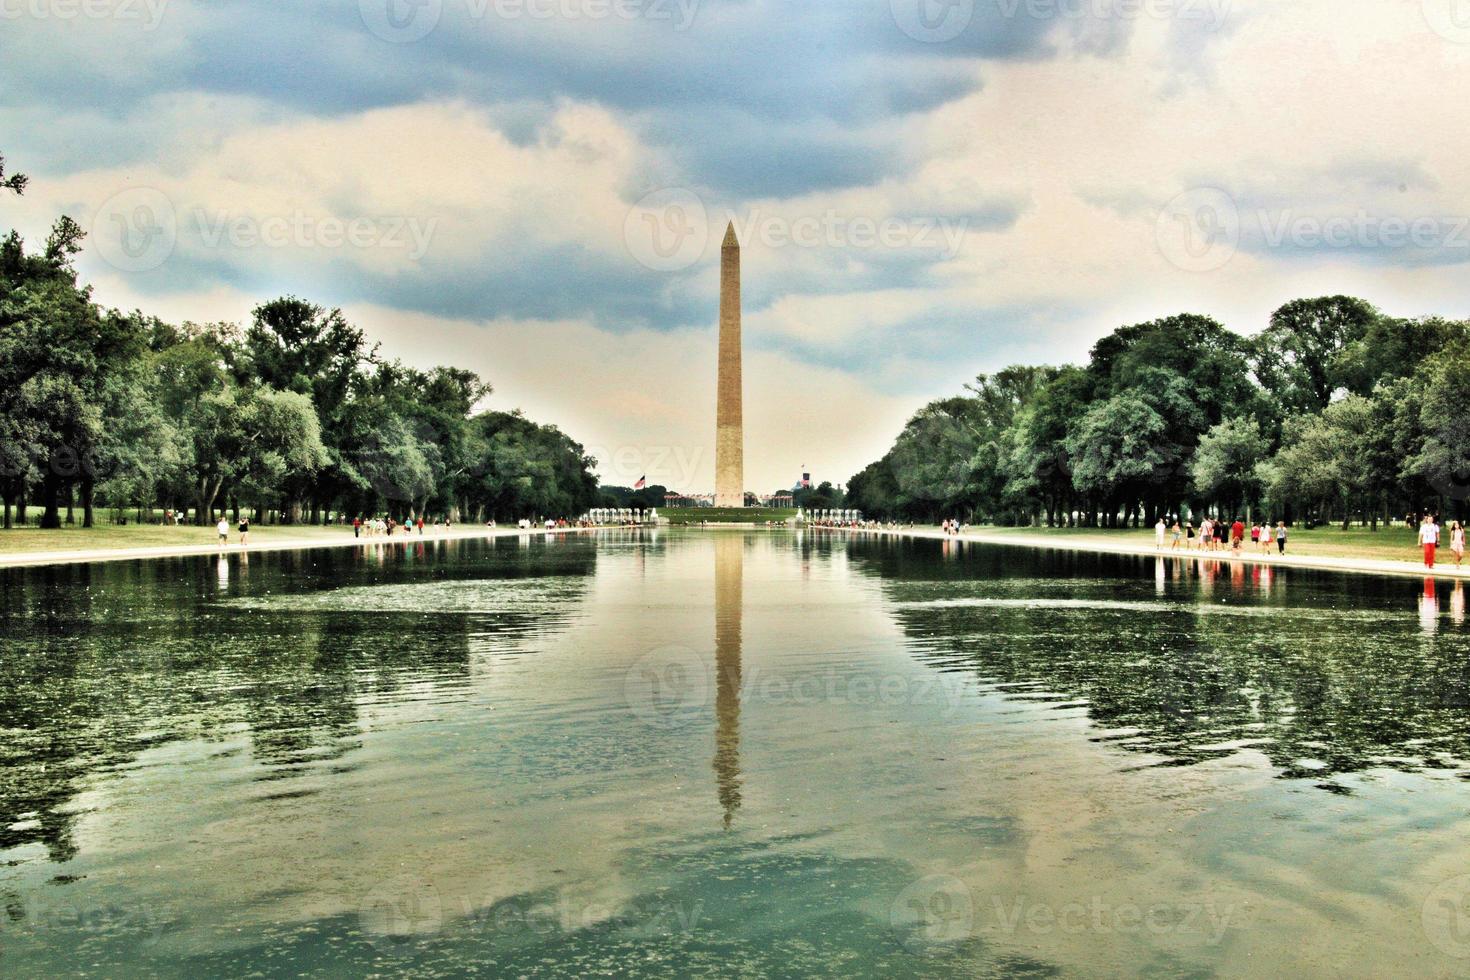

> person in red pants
[1420,515,1440,568]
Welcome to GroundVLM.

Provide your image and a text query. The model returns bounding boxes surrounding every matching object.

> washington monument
[715,221,744,507]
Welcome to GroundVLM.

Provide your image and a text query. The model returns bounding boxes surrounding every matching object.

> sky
[5,0,1470,493]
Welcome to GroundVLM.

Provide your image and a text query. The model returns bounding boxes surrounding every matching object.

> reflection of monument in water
[713,533,743,826]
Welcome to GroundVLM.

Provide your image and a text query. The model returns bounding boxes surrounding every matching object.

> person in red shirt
[1230,518,1245,553]
[352,516,361,538]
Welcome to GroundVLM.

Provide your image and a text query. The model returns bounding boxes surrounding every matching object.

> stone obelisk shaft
[715,223,743,508]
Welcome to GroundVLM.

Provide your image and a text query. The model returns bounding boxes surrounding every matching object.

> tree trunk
[39,472,62,529]
[196,478,221,526]
[81,476,95,529]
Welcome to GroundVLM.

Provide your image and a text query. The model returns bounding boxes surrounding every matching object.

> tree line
[846,297,1470,529]
[1,157,597,529]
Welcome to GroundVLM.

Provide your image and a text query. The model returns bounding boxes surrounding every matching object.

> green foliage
[851,297,1470,528]
[1262,394,1395,527]
[1252,296,1378,415]
[464,411,598,522]
[1406,339,1470,503]
[1066,393,1175,502]
[1,159,596,528]
[0,153,25,195]
[1191,417,1265,517]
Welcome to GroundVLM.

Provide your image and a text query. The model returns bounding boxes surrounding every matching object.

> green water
[3,530,1470,977]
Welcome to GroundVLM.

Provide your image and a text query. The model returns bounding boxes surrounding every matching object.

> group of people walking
[1156,517,1288,555]
[1149,514,1467,569]
[352,515,444,538]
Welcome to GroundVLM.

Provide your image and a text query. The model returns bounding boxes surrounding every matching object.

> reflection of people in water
[1452,580,1466,626]
[713,534,743,828]
[1419,577,1440,635]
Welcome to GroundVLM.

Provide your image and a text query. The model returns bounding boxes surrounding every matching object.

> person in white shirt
[216,517,230,548]
[1420,515,1440,569]
[1155,518,1167,549]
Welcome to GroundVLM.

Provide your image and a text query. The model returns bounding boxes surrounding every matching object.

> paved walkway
[0,525,609,570]
[6,522,1464,582]
[823,525,1469,582]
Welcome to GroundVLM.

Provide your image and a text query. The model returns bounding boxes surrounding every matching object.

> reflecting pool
[3,530,1470,976]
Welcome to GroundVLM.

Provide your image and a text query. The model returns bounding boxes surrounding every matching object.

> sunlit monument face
[715,222,743,508]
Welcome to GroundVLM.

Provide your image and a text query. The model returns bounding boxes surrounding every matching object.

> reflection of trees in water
[846,536,1470,787]
[0,540,595,863]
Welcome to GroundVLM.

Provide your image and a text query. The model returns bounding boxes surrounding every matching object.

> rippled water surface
[4,530,1470,976]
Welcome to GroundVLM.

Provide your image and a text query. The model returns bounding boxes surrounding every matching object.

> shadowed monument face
[715,223,743,508]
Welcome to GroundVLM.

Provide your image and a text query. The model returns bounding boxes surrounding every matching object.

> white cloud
[346,304,916,494]
[13,0,1470,492]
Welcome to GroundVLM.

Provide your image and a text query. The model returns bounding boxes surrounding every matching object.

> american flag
[633,475,646,489]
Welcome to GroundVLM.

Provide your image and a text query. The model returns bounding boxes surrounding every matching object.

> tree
[182,384,328,524]
[1,154,584,531]
[1406,340,1470,514]
[0,152,25,195]
[0,219,146,527]
[1065,393,1178,526]
[846,456,901,518]
[1334,315,1469,395]
[886,396,989,520]
[235,388,331,506]
[465,411,597,522]
[1264,394,1394,528]
[1191,417,1265,518]
[1002,366,1093,526]
[241,297,375,521]
[1252,296,1377,416]
[1085,315,1256,520]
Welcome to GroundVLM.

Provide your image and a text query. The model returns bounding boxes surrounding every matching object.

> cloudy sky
[5,0,1470,493]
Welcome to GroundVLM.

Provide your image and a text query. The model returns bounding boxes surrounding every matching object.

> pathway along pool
[2,529,1470,976]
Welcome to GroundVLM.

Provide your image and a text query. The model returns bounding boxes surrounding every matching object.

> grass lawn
[0,522,355,555]
[974,524,1456,564]
[662,507,798,525]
